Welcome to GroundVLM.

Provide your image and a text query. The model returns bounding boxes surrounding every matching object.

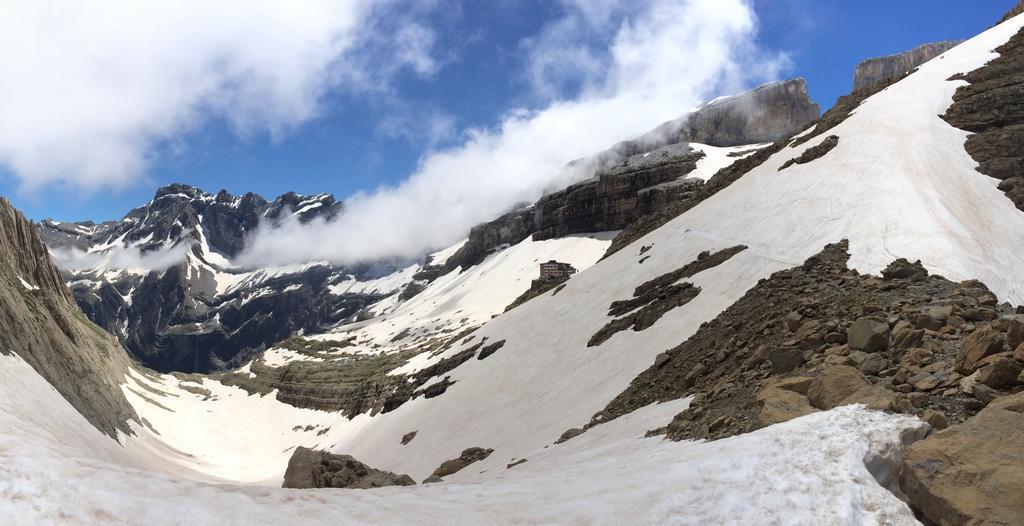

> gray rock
[768,347,805,374]
[847,316,890,353]
[426,447,494,481]
[853,41,962,91]
[282,447,415,489]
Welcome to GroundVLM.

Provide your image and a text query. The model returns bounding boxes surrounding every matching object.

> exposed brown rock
[778,135,839,171]
[956,325,1005,373]
[807,366,871,410]
[756,386,818,426]
[591,240,1016,441]
[976,355,1022,388]
[424,447,494,482]
[943,25,1024,210]
[847,316,891,353]
[555,428,585,444]
[282,447,415,489]
[901,396,1024,525]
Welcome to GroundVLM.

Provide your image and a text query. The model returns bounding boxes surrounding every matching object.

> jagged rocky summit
[37,184,411,373]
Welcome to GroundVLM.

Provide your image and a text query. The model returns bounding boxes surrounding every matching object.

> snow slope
[305,231,617,352]
[0,353,927,525]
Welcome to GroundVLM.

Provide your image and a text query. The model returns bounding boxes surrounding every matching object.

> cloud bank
[238,0,790,266]
[50,244,190,273]
[0,0,440,193]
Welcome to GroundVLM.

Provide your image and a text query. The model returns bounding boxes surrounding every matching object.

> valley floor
[0,353,926,525]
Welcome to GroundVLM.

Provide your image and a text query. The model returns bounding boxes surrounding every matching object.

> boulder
[859,353,887,376]
[768,347,805,374]
[879,258,928,280]
[282,447,415,489]
[847,316,890,353]
[891,325,925,351]
[839,385,907,413]
[908,372,944,392]
[555,428,585,444]
[426,447,494,481]
[900,401,1024,526]
[976,356,1022,388]
[1007,316,1024,350]
[919,409,949,430]
[955,325,1005,373]
[756,387,818,426]
[767,376,814,395]
[807,366,871,409]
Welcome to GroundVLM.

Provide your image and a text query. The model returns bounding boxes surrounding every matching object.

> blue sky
[1,0,1017,224]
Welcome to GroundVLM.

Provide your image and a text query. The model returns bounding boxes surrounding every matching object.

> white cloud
[0,0,441,193]
[50,243,190,273]
[238,0,791,267]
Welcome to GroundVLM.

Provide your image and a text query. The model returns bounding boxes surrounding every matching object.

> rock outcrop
[606,78,820,155]
[900,393,1024,525]
[943,25,1024,211]
[778,135,839,171]
[444,145,706,271]
[423,447,494,483]
[0,197,138,438]
[593,241,1023,441]
[1000,0,1024,24]
[444,80,819,271]
[853,41,962,91]
[282,447,415,489]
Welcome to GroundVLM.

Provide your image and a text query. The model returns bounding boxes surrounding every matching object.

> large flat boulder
[807,366,871,410]
[900,394,1024,525]
[282,447,415,489]
[756,386,818,426]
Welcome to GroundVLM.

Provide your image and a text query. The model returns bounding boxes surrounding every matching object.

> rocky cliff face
[943,24,1024,210]
[38,185,415,373]
[0,198,137,437]
[444,144,707,271]
[607,78,819,156]
[852,41,962,91]
[1001,1,1024,24]
[443,80,819,271]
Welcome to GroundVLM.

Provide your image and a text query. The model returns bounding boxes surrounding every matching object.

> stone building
[539,260,577,281]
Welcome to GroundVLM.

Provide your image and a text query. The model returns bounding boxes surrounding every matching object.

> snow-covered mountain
[36,184,423,372]
[35,77,817,374]
[4,5,1024,525]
